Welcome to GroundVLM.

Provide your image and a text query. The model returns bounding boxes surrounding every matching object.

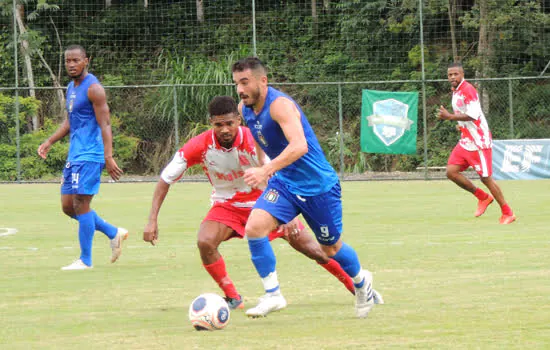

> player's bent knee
[196,236,219,254]
[61,205,75,217]
[244,220,274,239]
[320,240,342,257]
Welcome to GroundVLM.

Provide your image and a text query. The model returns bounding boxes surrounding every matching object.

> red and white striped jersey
[161,126,262,207]
[452,79,492,151]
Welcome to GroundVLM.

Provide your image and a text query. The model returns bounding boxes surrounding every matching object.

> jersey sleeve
[462,84,483,120]
[160,135,206,184]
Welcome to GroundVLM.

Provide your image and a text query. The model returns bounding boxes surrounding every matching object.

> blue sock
[332,242,363,288]
[248,236,279,292]
[92,211,117,239]
[76,211,96,266]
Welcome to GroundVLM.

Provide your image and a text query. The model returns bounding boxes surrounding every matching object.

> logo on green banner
[361,90,418,155]
[367,99,414,146]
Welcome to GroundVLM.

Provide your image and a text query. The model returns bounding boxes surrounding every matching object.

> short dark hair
[208,96,238,117]
[65,44,87,58]
[448,62,463,69]
[232,57,267,75]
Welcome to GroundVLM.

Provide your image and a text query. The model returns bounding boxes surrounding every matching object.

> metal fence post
[252,0,257,56]
[173,86,179,149]
[13,0,21,182]
[419,0,429,180]
[508,79,514,139]
[338,84,345,179]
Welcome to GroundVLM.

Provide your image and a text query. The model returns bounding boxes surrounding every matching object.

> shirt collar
[452,79,466,92]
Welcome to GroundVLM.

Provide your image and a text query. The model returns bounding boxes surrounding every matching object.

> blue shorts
[254,177,343,245]
[61,161,104,195]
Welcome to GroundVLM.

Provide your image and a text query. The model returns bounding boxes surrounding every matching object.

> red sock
[204,256,239,299]
[318,259,355,295]
[473,188,489,200]
[501,204,513,216]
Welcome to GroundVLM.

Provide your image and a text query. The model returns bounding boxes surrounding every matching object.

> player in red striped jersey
[143,96,375,310]
[438,62,516,224]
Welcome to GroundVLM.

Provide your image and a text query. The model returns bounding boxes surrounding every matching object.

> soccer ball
[188,293,230,331]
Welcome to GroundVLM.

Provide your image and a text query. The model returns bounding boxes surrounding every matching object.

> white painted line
[0,228,17,237]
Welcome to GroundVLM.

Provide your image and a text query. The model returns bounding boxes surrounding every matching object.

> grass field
[1,180,549,349]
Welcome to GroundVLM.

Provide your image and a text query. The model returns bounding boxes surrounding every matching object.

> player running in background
[143,96,367,310]
[232,57,381,318]
[37,45,128,270]
[438,62,516,224]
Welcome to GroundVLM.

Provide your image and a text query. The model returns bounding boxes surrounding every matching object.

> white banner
[492,139,550,180]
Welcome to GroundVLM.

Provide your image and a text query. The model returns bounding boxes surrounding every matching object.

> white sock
[261,271,280,292]
[352,269,365,284]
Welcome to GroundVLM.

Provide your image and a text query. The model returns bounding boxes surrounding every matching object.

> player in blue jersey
[38,45,128,270]
[232,57,382,318]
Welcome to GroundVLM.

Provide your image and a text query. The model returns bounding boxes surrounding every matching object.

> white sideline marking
[0,228,18,237]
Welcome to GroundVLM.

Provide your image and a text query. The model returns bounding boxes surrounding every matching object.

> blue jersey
[242,87,338,196]
[66,73,104,163]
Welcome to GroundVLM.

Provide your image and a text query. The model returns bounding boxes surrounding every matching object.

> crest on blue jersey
[257,131,268,147]
[68,98,75,113]
[366,99,413,146]
[263,189,279,203]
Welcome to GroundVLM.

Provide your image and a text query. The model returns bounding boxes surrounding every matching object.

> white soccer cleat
[110,228,129,263]
[355,270,375,318]
[373,289,384,305]
[61,259,93,270]
[245,291,287,318]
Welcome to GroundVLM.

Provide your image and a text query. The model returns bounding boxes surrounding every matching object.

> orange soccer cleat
[499,214,517,225]
[475,194,494,217]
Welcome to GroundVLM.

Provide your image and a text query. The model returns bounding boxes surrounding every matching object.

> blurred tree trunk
[196,0,204,23]
[476,0,491,114]
[105,0,111,8]
[448,0,458,61]
[15,4,38,131]
[324,0,330,13]
[312,0,318,35]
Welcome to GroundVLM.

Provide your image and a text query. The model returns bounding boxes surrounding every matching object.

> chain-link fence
[2,1,550,182]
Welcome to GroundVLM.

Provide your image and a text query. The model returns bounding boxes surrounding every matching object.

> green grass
[1,180,549,349]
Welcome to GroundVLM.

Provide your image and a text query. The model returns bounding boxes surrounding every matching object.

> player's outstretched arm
[89,83,123,181]
[37,118,70,159]
[144,179,171,246]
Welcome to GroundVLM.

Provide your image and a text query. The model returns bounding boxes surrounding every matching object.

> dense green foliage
[1,1,549,179]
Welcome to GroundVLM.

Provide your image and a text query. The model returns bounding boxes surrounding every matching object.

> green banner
[360,89,418,155]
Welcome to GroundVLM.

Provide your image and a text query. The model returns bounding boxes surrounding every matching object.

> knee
[321,244,340,258]
[298,241,327,263]
[244,221,268,239]
[446,169,457,181]
[196,236,217,255]
[61,204,75,218]
[480,176,492,185]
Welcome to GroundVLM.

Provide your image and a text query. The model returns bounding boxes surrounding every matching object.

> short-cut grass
[1,180,549,349]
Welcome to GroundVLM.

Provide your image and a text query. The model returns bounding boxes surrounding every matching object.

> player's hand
[278,218,301,240]
[143,221,159,246]
[244,167,268,188]
[105,157,123,181]
[438,105,451,120]
[37,140,52,159]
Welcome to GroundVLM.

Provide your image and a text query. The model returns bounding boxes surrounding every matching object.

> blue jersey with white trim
[242,87,338,196]
[66,73,104,163]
